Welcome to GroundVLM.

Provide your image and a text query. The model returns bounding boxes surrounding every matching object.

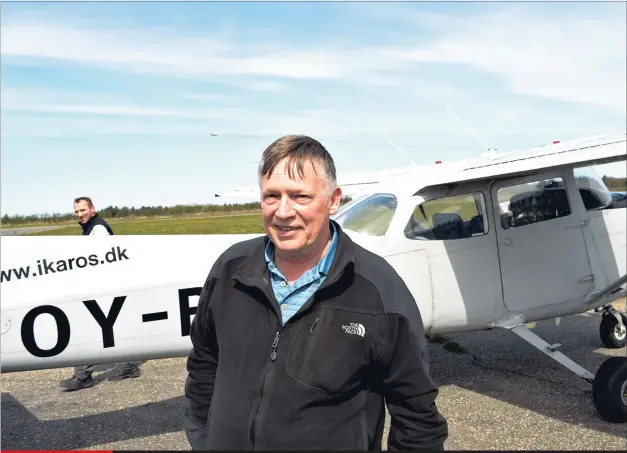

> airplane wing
[443,134,626,186]
[373,133,627,197]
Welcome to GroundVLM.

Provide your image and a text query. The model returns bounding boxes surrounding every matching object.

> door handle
[566,220,589,230]
[504,237,512,246]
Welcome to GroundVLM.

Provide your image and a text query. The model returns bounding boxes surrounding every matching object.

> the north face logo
[342,322,365,337]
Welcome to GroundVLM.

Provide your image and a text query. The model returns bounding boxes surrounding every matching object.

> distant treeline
[1,196,355,226]
[603,176,627,190]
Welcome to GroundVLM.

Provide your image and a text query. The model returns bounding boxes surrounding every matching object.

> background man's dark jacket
[79,213,114,235]
[183,221,448,450]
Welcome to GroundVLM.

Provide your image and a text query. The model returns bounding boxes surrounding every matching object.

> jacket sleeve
[183,273,219,450]
[376,294,448,450]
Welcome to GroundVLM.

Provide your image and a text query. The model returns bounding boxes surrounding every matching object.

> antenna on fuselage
[382,132,417,168]
[445,108,497,155]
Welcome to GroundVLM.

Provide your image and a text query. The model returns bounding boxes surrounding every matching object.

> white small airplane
[1,133,626,424]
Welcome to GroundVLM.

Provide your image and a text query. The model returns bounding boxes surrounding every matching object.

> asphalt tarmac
[0,226,64,236]
[2,301,626,450]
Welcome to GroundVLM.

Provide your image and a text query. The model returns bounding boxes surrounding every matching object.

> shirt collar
[264,221,338,277]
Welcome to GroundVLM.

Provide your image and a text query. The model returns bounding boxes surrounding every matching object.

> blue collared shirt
[264,222,338,326]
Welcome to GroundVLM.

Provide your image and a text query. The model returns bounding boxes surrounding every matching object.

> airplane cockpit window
[333,193,370,218]
[333,193,397,236]
[404,192,488,241]
[497,177,571,229]
[573,166,613,211]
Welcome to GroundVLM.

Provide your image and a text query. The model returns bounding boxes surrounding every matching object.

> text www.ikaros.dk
[1,246,129,284]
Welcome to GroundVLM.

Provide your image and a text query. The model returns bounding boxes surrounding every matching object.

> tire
[592,357,627,423]
[599,312,627,348]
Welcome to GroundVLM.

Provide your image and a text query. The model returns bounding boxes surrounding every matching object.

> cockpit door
[491,171,593,313]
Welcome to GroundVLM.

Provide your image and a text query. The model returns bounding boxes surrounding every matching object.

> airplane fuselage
[1,136,626,373]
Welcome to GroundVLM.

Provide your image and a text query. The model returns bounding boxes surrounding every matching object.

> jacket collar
[79,213,100,234]
[233,219,355,294]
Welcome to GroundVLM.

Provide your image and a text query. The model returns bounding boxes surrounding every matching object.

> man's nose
[275,196,295,217]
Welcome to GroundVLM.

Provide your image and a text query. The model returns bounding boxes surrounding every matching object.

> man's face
[74,200,95,224]
[261,158,342,258]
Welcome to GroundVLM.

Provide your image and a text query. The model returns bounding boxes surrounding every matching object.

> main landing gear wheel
[592,357,627,423]
[599,311,627,348]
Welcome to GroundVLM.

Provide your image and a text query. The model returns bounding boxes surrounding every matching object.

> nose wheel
[592,357,627,423]
[598,307,627,348]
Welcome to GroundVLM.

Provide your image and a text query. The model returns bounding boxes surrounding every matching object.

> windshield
[333,193,371,218]
[333,193,398,236]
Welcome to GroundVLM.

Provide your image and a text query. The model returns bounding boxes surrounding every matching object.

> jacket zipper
[309,317,319,335]
[245,267,346,450]
[249,326,281,449]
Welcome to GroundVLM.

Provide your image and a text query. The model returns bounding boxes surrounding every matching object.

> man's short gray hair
[257,135,337,196]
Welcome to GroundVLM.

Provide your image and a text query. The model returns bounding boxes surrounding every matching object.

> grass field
[3,209,262,230]
[28,213,265,235]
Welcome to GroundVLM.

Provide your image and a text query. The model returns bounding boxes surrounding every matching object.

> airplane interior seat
[537,188,570,218]
[432,212,471,240]
[500,212,512,229]
[509,188,571,222]
[469,214,484,235]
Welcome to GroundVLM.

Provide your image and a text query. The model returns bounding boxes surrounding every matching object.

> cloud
[184,93,238,102]
[1,4,624,143]
[0,85,469,139]
[243,80,291,93]
[0,88,225,124]
[381,6,627,112]
[8,103,201,117]
[3,4,625,116]
[1,22,382,81]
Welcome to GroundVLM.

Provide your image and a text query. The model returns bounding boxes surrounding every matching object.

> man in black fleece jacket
[183,135,448,450]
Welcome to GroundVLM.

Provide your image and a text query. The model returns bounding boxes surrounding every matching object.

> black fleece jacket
[183,221,448,450]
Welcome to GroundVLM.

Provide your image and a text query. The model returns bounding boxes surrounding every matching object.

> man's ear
[328,186,343,216]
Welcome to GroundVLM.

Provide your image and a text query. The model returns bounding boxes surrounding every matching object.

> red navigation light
[435,160,442,164]
[552,140,560,144]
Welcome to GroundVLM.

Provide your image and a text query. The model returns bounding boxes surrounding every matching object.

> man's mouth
[274,225,300,232]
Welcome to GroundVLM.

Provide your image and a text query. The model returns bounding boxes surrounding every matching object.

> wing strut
[491,315,595,382]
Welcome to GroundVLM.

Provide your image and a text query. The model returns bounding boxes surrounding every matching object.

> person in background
[73,196,114,236]
[183,135,448,450]
[59,196,141,392]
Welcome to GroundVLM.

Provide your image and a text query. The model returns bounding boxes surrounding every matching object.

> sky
[1,1,626,216]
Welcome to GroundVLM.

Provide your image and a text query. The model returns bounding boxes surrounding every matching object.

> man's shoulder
[209,235,266,277]
[222,235,266,259]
